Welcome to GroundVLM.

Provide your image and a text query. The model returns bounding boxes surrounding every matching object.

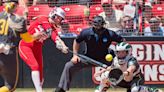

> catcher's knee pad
[131,86,140,92]
[131,86,149,92]
[95,85,109,92]
[100,71,110,85]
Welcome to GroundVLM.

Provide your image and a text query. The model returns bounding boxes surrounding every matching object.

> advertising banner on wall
[93,41,164,84]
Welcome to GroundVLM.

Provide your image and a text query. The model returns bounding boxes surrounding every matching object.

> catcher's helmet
[116,42,131,51]
[116,42,132,64]
[92,16,105,26]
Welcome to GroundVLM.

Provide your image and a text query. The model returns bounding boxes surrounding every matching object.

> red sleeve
[41,22,52,30]
[27,21,39,35]
[28,16,52,35]
[39,16,52,30]
[51,30,58,43]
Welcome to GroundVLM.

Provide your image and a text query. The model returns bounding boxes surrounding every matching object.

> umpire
[54,16,124,92]
[0,0,26,92]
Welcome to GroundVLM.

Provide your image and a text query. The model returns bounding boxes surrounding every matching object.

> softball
[105,54,113,62]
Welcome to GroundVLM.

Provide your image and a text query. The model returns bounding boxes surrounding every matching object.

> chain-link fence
[0,0,164,36]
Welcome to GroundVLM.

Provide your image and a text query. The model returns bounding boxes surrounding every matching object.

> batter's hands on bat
[55,37,69,54]
[61,46,68,54]
[71,55,80,64]
[33,31,48,42]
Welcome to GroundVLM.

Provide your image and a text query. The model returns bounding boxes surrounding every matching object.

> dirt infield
[15,88,164,92]
[15,88,127,92]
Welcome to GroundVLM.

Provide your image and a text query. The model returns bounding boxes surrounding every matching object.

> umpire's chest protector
[85,29,112,51]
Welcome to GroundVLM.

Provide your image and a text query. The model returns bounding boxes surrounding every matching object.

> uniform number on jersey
[0,19,9,35]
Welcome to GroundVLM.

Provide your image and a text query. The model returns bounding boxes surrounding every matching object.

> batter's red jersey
[27,16,58,44]
[18,16,58,82]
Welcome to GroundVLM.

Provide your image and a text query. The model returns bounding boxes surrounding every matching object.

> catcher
[94,42,144,92]
[0,0,26,92]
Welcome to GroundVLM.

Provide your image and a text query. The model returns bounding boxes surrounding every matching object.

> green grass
[15,88,164,92]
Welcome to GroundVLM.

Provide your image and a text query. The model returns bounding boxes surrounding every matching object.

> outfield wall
[16,37,164,88]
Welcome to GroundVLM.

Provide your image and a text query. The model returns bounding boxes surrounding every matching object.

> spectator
[143,2,153,27]
[113,0,127,4]
[160,16,164,35]
[123,0,136,18]
[21,0,37,6]
[117,15,137,36]
[137,0,144,34]
[32,0,38,5]
[99,0,123,31]
[144,17,163,36]
[18,0,28,18]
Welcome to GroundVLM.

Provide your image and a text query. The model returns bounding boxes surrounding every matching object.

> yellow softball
[105,54,113,62]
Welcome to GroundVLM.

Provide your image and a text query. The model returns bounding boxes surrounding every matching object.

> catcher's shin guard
[95,84,109,92]
[0,86,10,92]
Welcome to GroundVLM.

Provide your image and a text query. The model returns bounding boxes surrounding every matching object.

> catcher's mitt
[108,68,124,86]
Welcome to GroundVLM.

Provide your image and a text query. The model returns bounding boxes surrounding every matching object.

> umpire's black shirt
[76,27,124,66]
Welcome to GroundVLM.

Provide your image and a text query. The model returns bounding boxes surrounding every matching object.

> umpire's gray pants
[58,61,92,91]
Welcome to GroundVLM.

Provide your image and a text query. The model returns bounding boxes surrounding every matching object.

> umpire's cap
[2,0,18,3]
[92,16,105,26]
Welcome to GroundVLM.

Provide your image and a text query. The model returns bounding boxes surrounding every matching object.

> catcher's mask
[92,16,105,27]
[115,42,132,65]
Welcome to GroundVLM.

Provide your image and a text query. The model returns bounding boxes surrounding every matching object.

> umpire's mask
[92,16,105,32]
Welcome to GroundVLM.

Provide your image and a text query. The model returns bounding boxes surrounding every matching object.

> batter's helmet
[92,16,105,26]
[49,7,65,19]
